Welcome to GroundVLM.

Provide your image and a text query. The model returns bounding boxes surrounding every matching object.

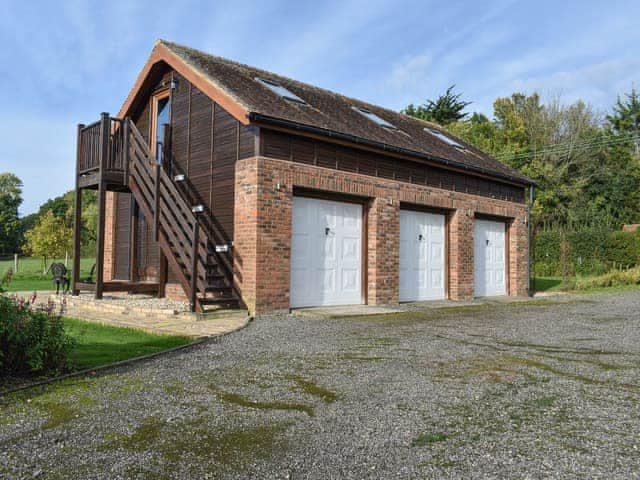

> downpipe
[528,186,535,297]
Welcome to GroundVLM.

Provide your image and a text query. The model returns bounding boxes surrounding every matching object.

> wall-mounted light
[170,78,178,90]
[174,174,186,182]
[388,197,394,205]
[275,182,283,191]
[191,204,204,213]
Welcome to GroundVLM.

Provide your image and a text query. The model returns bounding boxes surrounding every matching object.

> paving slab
[291,294,557,318]
[293,304,406,318]
[5,291,250,339]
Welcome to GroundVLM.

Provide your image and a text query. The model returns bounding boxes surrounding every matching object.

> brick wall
[234,156,529,314]
[448,208,475,300]
[103,192,116,281]
[104,155,529,312]
[509,218,530,296]
[367,196,400,304]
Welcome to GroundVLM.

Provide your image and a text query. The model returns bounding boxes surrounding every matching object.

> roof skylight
[424,128,465,150]
[255,77,306,104]
[352,106,397,130]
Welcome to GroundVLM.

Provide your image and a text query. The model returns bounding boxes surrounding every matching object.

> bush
[570,266,640,290]
[605,231,640,268]
[0,294,74,376]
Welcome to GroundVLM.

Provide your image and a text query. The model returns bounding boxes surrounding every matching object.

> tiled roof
[160,40,532,185]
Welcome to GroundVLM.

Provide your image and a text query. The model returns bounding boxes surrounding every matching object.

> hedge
[533,228,640,277]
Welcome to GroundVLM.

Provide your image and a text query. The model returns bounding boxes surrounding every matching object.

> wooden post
[153,163,160,241]
[162,123,172,175]
[158,252,168,298]
[122,117,130,187]
[190,221,200,312]
[72,123,85,295]
[129,199,139,283]
[156,123,172,299]
[94,112,110,299]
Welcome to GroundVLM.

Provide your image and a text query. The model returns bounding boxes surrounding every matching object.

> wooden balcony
[76,113,130,191]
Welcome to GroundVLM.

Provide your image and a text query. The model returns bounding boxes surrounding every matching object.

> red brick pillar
[448,208,474,300]
[367,196,400,305]
[234,157,292,314]
[254,159,292,313]
[234,158,259,313]
[509,218,529,296]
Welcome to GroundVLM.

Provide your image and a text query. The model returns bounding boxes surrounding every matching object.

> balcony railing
[77,113,125,178]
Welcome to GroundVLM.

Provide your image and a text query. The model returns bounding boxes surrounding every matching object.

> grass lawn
[533,274,640,294]
[64,317,192,371]
[533,276,563,292]
[0,257,95,292]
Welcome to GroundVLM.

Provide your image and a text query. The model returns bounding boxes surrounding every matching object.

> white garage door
[400,210,446,302]
[474,219,506,297]
[291,197,362,308]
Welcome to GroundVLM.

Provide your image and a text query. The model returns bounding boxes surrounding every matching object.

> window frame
[150,88,171,162]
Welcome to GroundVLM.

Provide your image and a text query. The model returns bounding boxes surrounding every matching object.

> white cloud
[508,57,640,110]
[388,53,433,91]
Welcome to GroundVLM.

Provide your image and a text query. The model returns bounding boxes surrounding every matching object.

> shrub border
[0,316,253,397]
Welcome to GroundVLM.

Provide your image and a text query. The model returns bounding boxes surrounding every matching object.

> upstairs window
[352,106,397,130]
[255,77,306,104]
[424,128,465,150]
[151,89,171,164]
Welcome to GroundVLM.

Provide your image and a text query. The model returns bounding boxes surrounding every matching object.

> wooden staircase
[123,118,239,312]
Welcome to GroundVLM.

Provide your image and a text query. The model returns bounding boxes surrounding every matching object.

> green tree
[24,210,73,272]
[607,87,640,136]
[20,189,98,256]
[403,85,471,125]
[606,87,640,155]
[0,173,23,255]
[446,113,498,155]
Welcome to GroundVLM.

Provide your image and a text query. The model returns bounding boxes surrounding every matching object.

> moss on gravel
[209,386,315,416]
[338,353,391,361]
[284,374,339,403]
[412,431,447,446]
[102,415,291,470]
[2,379,98,430]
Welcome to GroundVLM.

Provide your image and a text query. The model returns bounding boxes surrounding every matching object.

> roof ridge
[159,39,418,124]
[159,39,254,112]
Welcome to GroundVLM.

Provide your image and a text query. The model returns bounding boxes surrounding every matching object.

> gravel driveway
[1,290,640,479]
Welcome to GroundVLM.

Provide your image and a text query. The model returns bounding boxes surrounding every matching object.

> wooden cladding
[114,68,256,282]
[113,193,132,280]
[170,72,255,242]
[261,129,526,203]
[112,192,159,280]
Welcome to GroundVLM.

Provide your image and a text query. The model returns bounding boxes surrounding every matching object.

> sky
[1,0,638,215]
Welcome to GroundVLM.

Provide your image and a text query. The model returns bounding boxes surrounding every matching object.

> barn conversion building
[72,40,533,314]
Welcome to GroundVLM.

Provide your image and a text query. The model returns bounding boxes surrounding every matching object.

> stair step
[200,296,238,305]
[207,273,225,280]
[204,285,232,293]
